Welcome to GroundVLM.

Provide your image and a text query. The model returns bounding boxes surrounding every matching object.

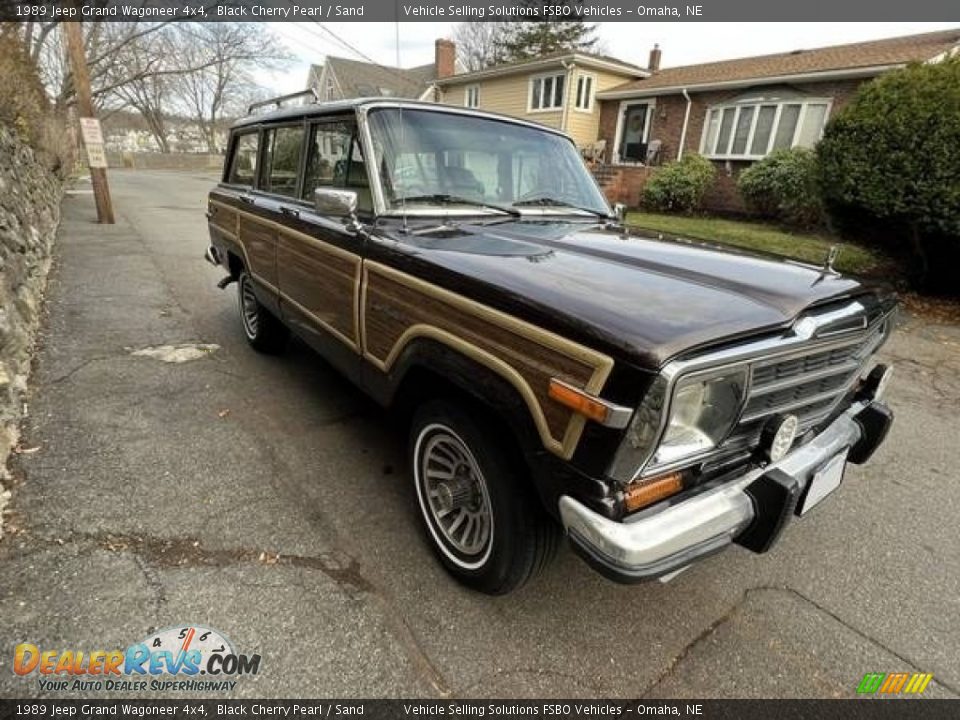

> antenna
[396,20,408,233]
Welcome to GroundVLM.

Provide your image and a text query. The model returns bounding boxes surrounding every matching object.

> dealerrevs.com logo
[13,625,261,693]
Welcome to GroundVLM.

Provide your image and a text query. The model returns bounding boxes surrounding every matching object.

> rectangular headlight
[609,368,747,484]
[651,368,747,468]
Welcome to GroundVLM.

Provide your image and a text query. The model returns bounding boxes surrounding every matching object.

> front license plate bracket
[796,452,847,516]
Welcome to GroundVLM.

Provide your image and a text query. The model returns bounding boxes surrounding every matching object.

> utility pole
[63,21,115,224]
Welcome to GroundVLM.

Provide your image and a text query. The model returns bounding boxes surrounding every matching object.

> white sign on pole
[79,117,104,145]
[79,117,108,169]
[86,144,108,169]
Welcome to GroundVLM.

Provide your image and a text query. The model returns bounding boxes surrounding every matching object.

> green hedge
[737,148,823,227]
[816,58,960,292]
[642,153,715,213]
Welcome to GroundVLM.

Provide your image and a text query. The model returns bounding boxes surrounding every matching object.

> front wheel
[237,271,287,353]
[410,400,559,594]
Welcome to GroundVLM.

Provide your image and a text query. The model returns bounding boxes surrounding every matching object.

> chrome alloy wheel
[415,424,494,569]
[239,275,259,339]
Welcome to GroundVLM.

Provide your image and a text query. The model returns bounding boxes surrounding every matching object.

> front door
[619,104,649,163]
[275,118,369,356]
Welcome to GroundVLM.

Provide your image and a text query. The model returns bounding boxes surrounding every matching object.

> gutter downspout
[677,88,692,160]
[561,60,575,133]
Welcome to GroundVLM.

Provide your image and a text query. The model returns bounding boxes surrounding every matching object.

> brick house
[594,29,960,212]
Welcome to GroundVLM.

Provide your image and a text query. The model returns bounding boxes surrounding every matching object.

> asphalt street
[1,169,958,699]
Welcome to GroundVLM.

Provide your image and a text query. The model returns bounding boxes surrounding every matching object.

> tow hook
[217,276,236,290]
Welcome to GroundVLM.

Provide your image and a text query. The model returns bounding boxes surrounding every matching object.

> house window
[529,73,565,111]
[700,97,831,160]
[574,75,594,111]
[465,85,480,108]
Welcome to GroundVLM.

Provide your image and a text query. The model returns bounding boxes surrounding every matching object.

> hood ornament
[822,245,840,275]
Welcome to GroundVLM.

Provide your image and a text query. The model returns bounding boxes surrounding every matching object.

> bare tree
[173,24,291,153]
[453,23,509,72]
[8,20,291,153]
[104,25,179,152]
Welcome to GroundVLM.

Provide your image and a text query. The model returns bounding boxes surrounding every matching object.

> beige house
[435,51,650,148]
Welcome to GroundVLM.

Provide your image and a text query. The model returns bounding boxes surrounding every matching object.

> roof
[435,50,648,86]
[325,56,434,99]
[599,28,960,98]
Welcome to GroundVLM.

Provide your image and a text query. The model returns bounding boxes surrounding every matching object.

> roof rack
[247,89,318,116]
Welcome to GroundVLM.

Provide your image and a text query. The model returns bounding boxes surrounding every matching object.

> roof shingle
[601,29,960,96]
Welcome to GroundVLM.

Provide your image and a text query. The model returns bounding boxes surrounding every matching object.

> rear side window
[262,125,305,197]
[227,131,259,186]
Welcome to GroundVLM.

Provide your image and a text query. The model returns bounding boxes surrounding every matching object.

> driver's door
[275,117,371,359]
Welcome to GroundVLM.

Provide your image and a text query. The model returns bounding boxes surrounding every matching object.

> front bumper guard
[559,400,891,583]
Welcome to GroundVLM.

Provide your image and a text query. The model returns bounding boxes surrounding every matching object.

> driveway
[1,170,958,699]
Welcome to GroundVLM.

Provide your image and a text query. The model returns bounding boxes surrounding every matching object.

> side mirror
[314,188,358,218]
[613,203,627,223]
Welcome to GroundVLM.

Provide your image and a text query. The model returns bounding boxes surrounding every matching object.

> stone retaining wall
[0,126,63,535]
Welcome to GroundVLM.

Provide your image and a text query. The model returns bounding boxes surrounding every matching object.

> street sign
[79,117,104,145]
[79,117,107,169]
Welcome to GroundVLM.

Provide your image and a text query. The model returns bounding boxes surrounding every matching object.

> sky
[256,22,960,94]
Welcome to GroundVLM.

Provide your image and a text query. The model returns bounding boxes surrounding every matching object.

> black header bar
[2,0,959,22]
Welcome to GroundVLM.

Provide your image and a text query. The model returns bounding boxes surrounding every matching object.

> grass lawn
[625,211,884,276]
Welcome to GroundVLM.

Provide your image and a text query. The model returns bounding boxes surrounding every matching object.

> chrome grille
[732,318,888,440]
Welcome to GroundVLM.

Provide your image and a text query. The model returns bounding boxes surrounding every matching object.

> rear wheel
[237,271,287,353]
[410,399,559,594]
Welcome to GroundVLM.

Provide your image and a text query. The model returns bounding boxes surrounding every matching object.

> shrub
[817,58,960,292]
[737,148,823,227]
[642,153,715,213]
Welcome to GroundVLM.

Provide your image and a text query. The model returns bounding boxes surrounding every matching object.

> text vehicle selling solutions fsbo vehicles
[204,95,896,594]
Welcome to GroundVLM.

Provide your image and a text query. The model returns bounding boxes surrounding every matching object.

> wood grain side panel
[239,216,277,290]
[210,206,237,237]
[277,234,359,349]
[363,264,613,457]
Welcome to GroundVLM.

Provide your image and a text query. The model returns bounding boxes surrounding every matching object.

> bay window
[700,96,831,160]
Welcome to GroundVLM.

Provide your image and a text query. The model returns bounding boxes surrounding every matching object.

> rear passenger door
[276,117,371,360]
[216,128,283,315]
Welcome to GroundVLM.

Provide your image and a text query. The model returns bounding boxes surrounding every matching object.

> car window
[368,109,608,213]
[302,120,371,211]
[227,131,259,186]
[262,125,304,197]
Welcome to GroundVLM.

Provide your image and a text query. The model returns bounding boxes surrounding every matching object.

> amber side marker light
[624,472,685,512]
[548,378,610,424]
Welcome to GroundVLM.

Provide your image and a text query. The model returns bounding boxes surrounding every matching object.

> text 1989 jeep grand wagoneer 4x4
[205,97,896,595]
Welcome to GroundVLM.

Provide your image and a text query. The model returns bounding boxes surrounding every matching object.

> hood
[386,220,882,368]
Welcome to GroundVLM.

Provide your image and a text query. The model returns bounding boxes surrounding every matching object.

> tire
[237,271,288,353]
[410,399,560,595]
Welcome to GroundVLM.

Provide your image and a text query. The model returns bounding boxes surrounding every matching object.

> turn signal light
[548,378,610,424]
[624,472,684,512]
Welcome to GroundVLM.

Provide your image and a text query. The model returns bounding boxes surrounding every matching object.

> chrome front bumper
[559,400,890,582]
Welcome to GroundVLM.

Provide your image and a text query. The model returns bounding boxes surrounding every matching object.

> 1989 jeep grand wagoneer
[205,97,896,594]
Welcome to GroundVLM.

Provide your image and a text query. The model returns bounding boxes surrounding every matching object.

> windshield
[366,108,610,217]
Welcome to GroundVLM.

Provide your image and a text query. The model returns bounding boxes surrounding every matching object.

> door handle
[239,195,254,205]
[280,207,300,219]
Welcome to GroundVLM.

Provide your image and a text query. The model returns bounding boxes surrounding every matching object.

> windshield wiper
[512,197,609,218]
[393,194,520,218]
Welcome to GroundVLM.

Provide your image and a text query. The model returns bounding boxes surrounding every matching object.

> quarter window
[574,75,594,111]
[464,85,480,108]
[262,126,305,197]
[700,99,831,159]
[529,73,565,111]
[227,131,259,186]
